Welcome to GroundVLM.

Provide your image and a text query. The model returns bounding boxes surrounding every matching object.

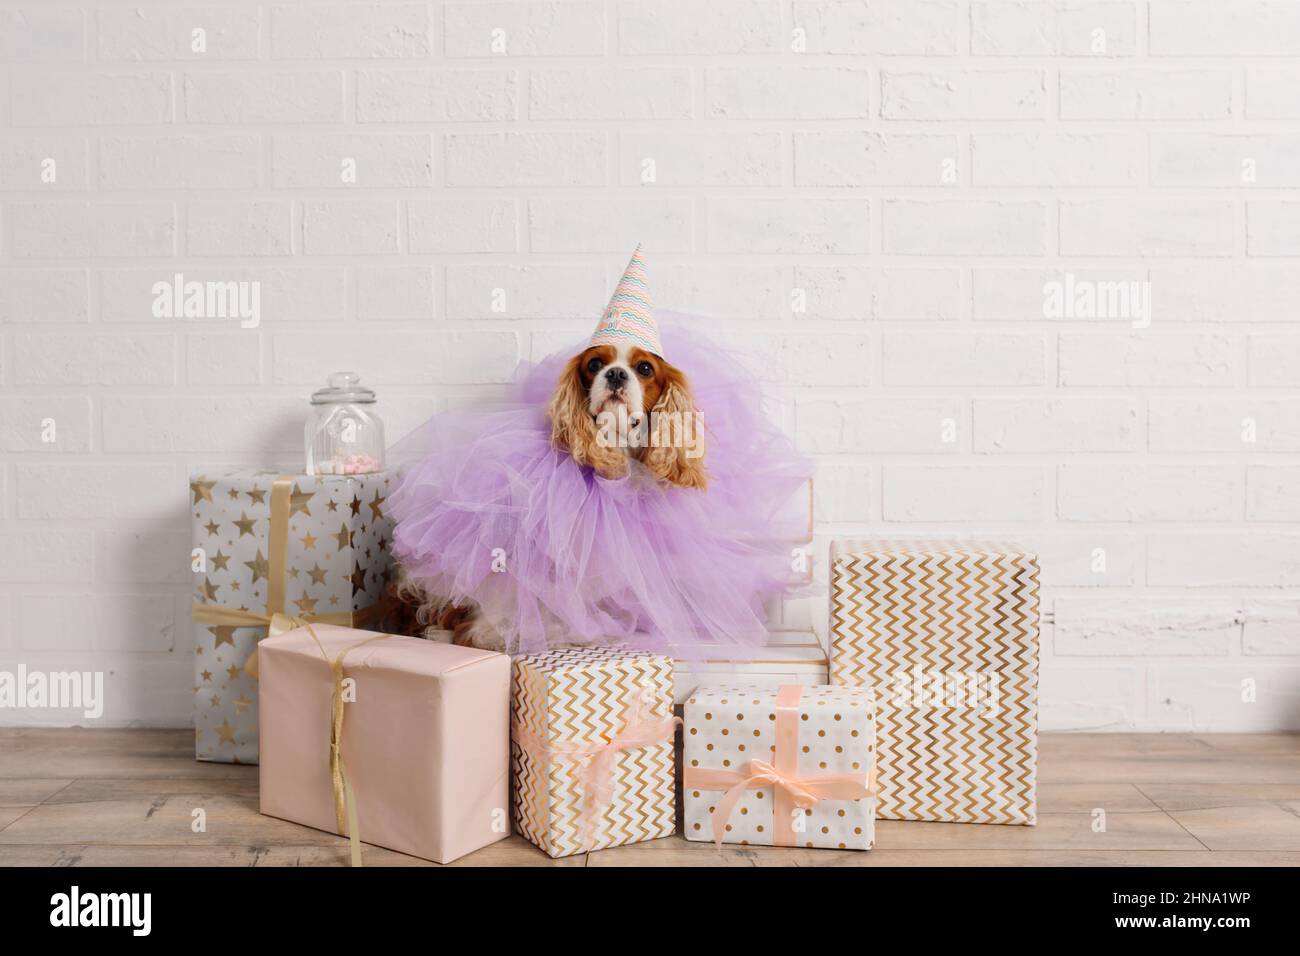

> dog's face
[577,343,670,428]
[547,342,707,489]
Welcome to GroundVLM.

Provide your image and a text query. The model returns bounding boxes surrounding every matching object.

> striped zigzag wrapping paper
[829,540,1039,826]
[511,645,676,858]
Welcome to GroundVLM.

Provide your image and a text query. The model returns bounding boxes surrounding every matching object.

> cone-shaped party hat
[590,245,664,357]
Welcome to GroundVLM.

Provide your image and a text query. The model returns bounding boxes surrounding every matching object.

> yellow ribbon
[190,473,381,679]
[300,621,390,868]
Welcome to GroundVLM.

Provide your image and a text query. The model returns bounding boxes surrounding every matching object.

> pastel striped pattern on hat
[590,246,664,358]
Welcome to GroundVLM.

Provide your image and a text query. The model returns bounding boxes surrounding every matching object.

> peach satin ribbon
[683,684,877,848]
[512,686,679,850]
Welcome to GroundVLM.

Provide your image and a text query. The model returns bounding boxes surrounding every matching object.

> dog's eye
[586,357,604,374]
[635,361,654,377]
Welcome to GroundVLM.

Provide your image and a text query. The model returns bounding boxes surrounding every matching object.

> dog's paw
[417,624,455,644]
[455,613,508,651]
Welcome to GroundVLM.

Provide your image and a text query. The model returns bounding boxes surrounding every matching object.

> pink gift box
[258,624,511,864]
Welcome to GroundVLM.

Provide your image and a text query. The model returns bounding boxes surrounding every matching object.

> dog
[393,338,707,650]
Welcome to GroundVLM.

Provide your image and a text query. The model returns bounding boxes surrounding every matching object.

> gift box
[190,469,394,763]
[830,539,1039,825]
[259,623,511,865]
[511,646,677,858]
[682,683,876,850]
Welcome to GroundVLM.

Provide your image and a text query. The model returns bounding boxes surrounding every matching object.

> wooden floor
[1,729,1298,867]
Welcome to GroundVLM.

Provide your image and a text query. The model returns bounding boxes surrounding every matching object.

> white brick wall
[1,0,1298,732]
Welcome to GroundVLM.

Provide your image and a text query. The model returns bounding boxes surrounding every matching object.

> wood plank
[0,791,579,867]
[1055,733,1300,756]
[0,778,72,807]
[0,793,340,848]
[588,808,1204,863]
[587,839,1300,868]
[1039,741,1300,786]
[1042,734,1217,758]
[1192,734,1300,755]
[871,810,1203,851]
[1162,803,1300,852]
[43,775,258,805]
[0,807,34,831]
[1137,783,1300,812]
[588,836,851,867]
[1038,783,1159,813]
[0,728,192,756]
[0,729,248,780]
[0,836,580,868]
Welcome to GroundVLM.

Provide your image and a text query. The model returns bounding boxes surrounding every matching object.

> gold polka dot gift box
[512,646,678,858]
[829,539,1039,826]
[189,469,394,764]
[682,683,877,851]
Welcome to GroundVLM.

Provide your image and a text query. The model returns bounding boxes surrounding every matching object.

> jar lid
[310,371,376,405]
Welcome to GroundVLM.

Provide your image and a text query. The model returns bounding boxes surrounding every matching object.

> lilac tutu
[388,318,813,656]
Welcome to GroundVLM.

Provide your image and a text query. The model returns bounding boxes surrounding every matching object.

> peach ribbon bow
[683,684,877,848]
[512,685,679,851]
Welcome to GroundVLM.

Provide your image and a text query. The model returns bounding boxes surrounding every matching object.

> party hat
[590,245,664,357]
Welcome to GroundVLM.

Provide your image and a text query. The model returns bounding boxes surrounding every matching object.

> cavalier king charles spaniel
[391,339,707,650]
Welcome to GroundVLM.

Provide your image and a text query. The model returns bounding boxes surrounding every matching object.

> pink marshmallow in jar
[342,452,379,474]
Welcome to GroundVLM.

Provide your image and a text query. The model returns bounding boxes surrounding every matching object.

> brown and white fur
[397,341,706,649]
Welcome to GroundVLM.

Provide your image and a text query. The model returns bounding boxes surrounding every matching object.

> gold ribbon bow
[300,621,390,868]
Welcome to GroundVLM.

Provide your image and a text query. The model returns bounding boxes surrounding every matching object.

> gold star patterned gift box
[511,646,678,858]
[682,683,877,851]
[190,469,394,764]
[829,539,1040,826]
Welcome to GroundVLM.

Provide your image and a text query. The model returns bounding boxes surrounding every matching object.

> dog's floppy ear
[644,363,707,490]
[547,353,628,480]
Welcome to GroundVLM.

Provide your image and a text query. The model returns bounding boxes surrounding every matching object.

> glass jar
[305,372,385,475]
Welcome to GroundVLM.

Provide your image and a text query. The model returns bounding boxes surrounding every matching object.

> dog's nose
[605,366,628,388]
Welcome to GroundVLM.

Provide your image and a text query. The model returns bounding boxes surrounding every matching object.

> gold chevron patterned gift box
[830,540,1039,826]
[511,646,677,858]
[190,469,394,764]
